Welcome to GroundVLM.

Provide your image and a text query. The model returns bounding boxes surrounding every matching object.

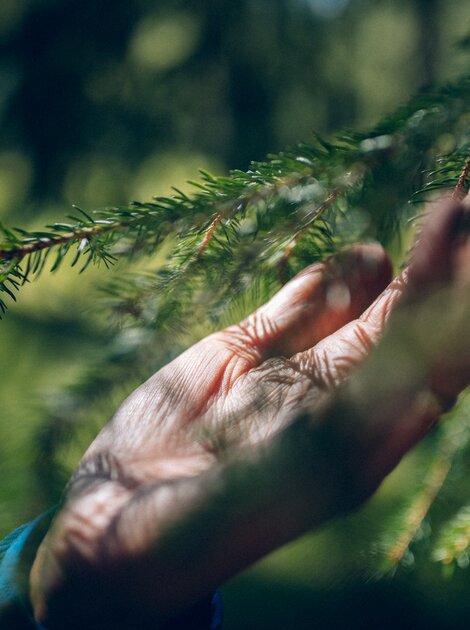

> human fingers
[290,198,468,388]
[353,283,470,490]
[428,207,470,400]
[451,191,470,286]
[148,243,391,413]
[103,241,391,439]
[406,197,465,292]
[342,201,470,487]
[239,243,392,358]
[188,243,392,383]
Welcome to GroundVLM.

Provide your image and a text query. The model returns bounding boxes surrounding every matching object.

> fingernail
[362,245,382,275]
[326,282,351,312]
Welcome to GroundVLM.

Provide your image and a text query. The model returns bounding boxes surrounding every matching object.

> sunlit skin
[30,197,470,629]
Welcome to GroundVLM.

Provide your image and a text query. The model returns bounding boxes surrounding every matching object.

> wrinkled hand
[31,198,470,629]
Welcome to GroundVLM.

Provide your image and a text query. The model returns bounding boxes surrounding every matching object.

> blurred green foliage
[1,0,470,627]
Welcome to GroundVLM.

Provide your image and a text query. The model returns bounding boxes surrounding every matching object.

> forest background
[1,0,470,627]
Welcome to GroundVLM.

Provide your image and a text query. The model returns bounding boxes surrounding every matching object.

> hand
[31,198,470,629]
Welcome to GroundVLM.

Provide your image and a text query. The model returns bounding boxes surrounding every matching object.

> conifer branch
[0,72,469,315]
[8,71,469,510]
[0,221,120,261]
[277,166,364,282]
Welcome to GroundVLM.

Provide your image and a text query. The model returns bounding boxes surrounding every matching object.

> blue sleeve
[210,590,223,630]
[1,510,223,629]
[0,509,56,628]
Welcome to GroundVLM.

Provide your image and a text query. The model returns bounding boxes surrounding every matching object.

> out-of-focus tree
[1,2,470,628]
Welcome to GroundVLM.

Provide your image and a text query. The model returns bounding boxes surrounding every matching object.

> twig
[0,221,122,261]
[277,167,365,283]
[277,203,330,284]
[194,213,224,260]
[452,156,470,201]
[186,170,322,271]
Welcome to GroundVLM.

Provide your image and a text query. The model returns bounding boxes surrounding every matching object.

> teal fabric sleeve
[1,510,223,629]
[0,509,57,628]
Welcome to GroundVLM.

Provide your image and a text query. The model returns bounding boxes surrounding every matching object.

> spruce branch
[6,71,469,509]
[276,166,364,282]
[0,73,469,315]
[0,221,118,261]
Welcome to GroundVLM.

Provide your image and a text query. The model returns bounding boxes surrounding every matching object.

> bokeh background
[1,0,470,627]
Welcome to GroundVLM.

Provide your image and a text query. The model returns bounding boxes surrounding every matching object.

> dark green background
[1,1,470,627]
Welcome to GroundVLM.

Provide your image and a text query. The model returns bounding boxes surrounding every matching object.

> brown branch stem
[452,156,470,201]
[0,221,122,262]
[185,169,323,271]
[194,213,224,260]
[277,168,365,283]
